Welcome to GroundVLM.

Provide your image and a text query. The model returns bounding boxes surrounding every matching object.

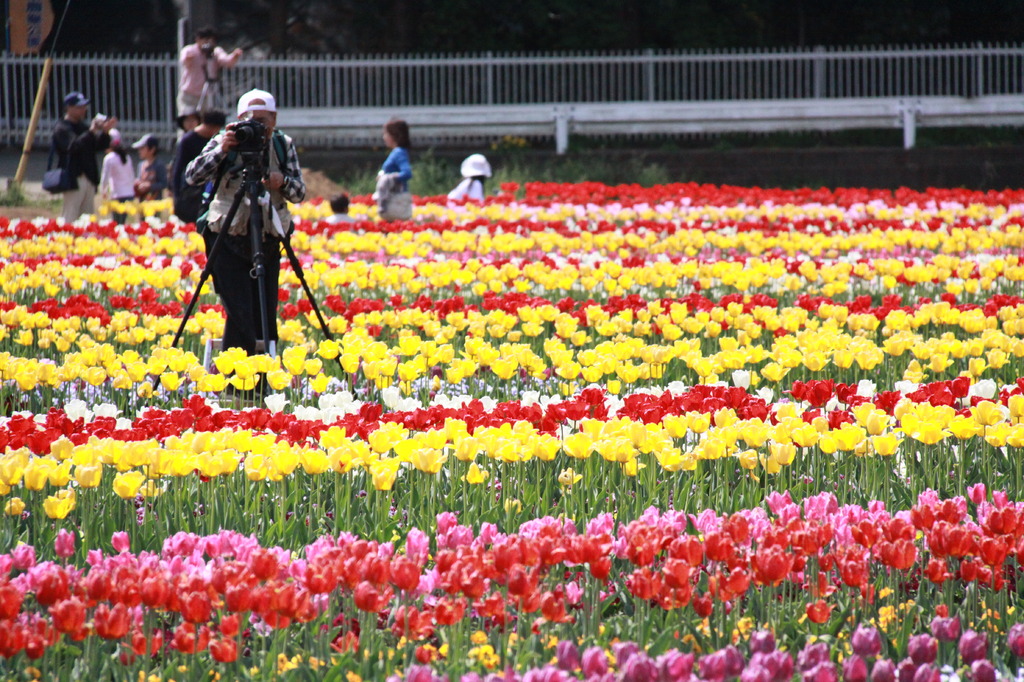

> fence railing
[2,44,1023,150]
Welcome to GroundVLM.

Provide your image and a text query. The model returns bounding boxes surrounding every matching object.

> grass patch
[0,181,60,209]
[328,150,678,197]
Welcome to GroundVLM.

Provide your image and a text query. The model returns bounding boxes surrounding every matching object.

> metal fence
[2,44,1023,148]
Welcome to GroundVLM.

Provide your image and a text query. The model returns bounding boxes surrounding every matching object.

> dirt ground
[301,168,344,201]
[0,204,57,220]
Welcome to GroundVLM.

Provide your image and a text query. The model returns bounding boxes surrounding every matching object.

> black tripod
[171,153,340,375]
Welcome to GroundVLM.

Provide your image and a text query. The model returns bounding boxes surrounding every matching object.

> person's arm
[52,122,74,157]
[184,134,227,185]
[384,147,413,183]
[100,154,112,196]
[278,137,306,204]
[214,46,243,68]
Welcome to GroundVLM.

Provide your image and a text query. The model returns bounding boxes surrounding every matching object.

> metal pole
[13,56,53,185]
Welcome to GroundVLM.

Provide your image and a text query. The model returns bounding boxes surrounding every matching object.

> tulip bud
[620,652,658,682]
[804,661,839,682]
[111,531,130,553]
[907,635,936,665]
[750,630,776,654]
[852,625,882,658]
[656,651,694,682]
[910,664,939,682]
[970,660,996,682]
[54,530,76,559]
[1007,623,1024,657]
[870,659,896,682]
[957,630,987,665]
[928,616,960,642]
[896,659,917,682]
[843,656,868,682]
[741,665,772,682]
[798,643,831,672]
[556,640,581,671]
[581,647,609,678]
[722,646,745,678]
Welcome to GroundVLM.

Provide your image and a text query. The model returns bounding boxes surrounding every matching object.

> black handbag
[42,143,76,194]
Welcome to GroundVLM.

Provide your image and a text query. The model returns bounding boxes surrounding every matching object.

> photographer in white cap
[184,89,305,372]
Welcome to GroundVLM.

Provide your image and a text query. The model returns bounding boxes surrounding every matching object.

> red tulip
[0,581,23,620]
[752,545,794,586]
[180,590,212,624]
[540,591,571,623]
[210,637,238,663]
[49,597,86,634]
[94,602,131,640]
[353,581,385,612]
[806,599,832,624]
[390,556,421,592]
[35,567,69,607]
[249,548,279,581]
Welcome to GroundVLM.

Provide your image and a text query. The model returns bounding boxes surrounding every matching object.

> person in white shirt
[448,154,491,202]
[99,129,135,223]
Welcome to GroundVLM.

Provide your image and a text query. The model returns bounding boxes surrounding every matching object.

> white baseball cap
[236,89,277,118]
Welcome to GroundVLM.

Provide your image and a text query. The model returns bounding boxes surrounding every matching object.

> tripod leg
[171,182,248,349]
[246,179,273,362]
[281,236,345,373]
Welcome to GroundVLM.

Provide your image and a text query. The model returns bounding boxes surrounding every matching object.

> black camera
[231,119,268,153]
[200,41,215,57]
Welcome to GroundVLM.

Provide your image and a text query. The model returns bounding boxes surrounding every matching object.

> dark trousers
[202,229,281,355]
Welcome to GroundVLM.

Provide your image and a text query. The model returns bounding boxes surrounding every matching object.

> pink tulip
[54,530,76,559]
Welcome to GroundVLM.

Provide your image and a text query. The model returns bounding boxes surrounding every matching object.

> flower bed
[1,183,1024,680]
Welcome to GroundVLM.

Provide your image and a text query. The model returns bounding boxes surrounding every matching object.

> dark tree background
[26,0,1024,55]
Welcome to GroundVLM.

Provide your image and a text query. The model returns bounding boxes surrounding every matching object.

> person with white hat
[447,154,492,202]
[184,89,306,372]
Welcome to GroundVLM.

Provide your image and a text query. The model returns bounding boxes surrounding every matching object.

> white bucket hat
[236,89,277,118]
[460,154,492,178]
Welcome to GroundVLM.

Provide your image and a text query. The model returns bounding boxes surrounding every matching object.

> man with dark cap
[51,91,118,222]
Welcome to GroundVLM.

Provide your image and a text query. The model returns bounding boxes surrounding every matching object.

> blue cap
[63,91,89,107]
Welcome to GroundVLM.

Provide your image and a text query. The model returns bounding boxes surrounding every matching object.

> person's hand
[264,172,284,191]
[219,128,238,153]
[231,48,243,59]
[102,117,118,133]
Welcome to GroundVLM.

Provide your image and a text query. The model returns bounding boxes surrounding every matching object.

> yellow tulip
[112,470,146,498]
[464,462,488,484]
[871,433,901,456]
[558,467,583,487]
[4,497,25,516]
[43,490,76,519]
[769,441,796,467]
[971,401,1005,427]
[370,461,399,491]
[411,448,447,474]
[736,449,759,470]
[562,432,595,459]
[159,371,182,391]
[300,449,330,475]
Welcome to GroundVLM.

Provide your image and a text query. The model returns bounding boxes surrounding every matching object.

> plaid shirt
[184,130,305,204]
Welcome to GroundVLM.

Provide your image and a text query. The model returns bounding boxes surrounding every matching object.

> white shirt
[448,178,485,201]
[100,152,136,199]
